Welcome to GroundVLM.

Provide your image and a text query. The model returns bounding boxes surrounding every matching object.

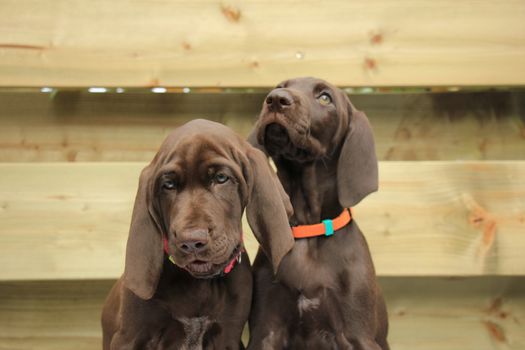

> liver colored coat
[101,119,293,350]
[248,77,389,350]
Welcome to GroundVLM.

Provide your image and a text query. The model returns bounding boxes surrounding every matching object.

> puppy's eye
[162,179,177,190]
[214,173,229,184]
[318,93,332,106]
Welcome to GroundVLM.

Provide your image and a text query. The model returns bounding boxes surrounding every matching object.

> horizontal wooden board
[0,161,524,280]
[369,92,525,161]
[0,280,109,350]
[359,161,525,276]
[1,0,525,87]
[0,91,524,162]
[0,277,523,350]
[380,276,525,350]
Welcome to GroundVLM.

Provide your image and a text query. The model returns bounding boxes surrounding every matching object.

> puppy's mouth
[262,122,320,163]
[185,260,215,276]
[264,123,290,149]
[184,243,243,278]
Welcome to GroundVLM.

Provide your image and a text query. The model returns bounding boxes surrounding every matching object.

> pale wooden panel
[0,278,523,350]
[0,280,110,350]
[0,162,524,280]
[0,163,138,280]
[0,91,524,162]
[0,91,261,162]
[360,161,525,276]
[381,277,525,350]
[367,92,525,161]
[1,1,525,87]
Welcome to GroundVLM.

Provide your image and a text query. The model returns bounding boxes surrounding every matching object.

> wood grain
[0,277,523,350]
[360,161,525,276]
[1,0,524,87]
[0,280,109,350]
[0,91,523,162]
[381,277,525,350]
[0,161,523,280]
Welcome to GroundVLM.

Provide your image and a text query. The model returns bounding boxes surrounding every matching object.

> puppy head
[251,77,350,162]
[250,77,378,206]
[124,119,294,299]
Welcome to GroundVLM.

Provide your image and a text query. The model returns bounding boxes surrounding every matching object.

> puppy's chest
[278,239,340,290]
[176,316,212,350]
[266,293,350,349]
[276,237,354,342]
[158,280,227,316]
[153,284,227,348]
[147,316,213,350]
[297,294,322,317]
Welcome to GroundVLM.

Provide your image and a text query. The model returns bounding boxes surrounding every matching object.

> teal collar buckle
[322,219,334,236]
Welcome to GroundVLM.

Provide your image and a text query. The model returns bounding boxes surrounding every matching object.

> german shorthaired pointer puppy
[247,77,389,350]
[102,119,293,350]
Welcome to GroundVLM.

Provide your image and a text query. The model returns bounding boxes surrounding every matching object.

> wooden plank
[0,280,110,350]
[0,91,524,162]
[364,92,525,161]
[0,90,262,162]
[0,161,524,280]
[360,161,525,276]
[1,0,525,87]
[0,277,523,350]
[381,276,525,350]
[0,163,136,280]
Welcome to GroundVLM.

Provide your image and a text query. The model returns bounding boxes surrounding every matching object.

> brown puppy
[101,119,294,350]
[247,78,389,349]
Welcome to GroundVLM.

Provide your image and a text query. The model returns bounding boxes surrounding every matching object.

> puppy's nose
[265,89,293,112]
[178,240,207,254]
[176,229,209,254]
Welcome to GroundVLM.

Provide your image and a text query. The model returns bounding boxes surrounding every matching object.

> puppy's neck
[273,155,343,225]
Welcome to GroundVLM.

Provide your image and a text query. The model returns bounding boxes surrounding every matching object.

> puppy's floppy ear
[247,123,267,154]
[123,164,164,300]
[245,147,294,273]
[337,102,379,207]
[247,126,259,148]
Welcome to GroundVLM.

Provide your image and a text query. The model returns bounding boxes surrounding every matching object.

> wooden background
[1,0,525,87]
[0,0,524,349]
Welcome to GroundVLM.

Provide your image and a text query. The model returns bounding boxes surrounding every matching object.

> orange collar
[291,208,352,239]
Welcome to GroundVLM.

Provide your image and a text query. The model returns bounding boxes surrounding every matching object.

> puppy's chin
[261,122,324,163]
[178,243,243,279]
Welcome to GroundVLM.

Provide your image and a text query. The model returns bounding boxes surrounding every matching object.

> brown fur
[247,78,389,349]
[101,119,294,350]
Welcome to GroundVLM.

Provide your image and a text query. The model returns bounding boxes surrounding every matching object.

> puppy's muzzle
[264,123,290,149]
